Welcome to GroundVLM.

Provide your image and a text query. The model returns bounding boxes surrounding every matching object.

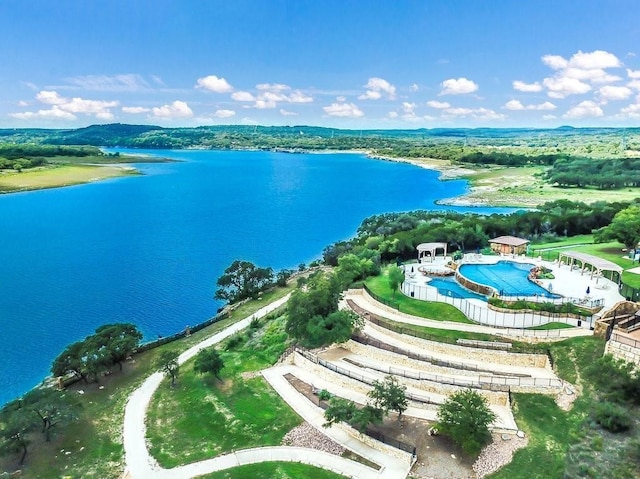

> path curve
[122,294,390,479]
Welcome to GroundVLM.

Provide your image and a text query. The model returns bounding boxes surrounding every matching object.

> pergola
[557,250,624,284]
[417,242,448,263]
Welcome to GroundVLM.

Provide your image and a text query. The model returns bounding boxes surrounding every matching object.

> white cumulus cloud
[388,111,399,118]
[619,103,640,119]
[409,83,419,92]
[443,107,505,120]
[562,100,604,119]
[426,100,451,109]
[196,75,234,93]
[358,77,396,100]
[256,83,289,92]
[213,109,236,118]
[504,100,556,111]
[628,69,640,79]
[543,76,591,98]
[439,77,478,95]
[151,100,193,119]
[512,80,543,92]
[122,106,151,114]
[231,91,256,102]
[12,90,119,121]
[36,90,66,105]
[598,85,633,102]
[10,106,77,121]
[323,102,364,118]
[279,109,298,116]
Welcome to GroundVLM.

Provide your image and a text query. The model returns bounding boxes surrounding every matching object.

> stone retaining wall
[368,322,549,369]
[605,338,640,366]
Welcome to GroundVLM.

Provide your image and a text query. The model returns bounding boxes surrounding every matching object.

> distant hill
[0,124,638,160]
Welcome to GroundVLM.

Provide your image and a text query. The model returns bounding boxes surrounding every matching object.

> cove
[0,149,511,405]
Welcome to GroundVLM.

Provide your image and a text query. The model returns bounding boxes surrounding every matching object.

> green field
[0,164,137,193]
[146,315,299,468]
[199,462,348,479]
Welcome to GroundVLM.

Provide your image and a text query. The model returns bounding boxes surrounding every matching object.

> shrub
[593,401,632,433]
[437,389,496,456]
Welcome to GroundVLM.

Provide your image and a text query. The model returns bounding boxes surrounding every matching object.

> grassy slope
[0,285,293,479]
[199,462,348,479]
[146,315,300,468]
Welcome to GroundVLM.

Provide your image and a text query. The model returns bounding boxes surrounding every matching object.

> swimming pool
[428,277,487,300]
[458,260,559,298]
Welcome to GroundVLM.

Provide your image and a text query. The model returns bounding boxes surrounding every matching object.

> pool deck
[403,254,625,329]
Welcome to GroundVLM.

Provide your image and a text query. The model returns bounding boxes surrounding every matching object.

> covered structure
[417,242,447,263]
[558,250,624,285]
[488,236,530,255]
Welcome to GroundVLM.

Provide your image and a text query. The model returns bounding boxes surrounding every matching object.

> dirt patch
[317,346,350,361]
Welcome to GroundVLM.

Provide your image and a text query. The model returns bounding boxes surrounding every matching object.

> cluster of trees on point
[0,144,104,171]
[214,260,295,305]
[594,204,640,249]
[0,388,80,464]
[51,323,143,383]
[545,157,640,189]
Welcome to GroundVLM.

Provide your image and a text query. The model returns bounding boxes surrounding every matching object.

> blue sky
[2,0,640,129]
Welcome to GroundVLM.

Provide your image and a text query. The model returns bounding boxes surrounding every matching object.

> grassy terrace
[146,315,299,468]
[364,268,473,324]
[0,285,294,479]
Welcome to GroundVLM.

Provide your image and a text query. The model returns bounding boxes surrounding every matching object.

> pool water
[459,261,559,298]
[428,277,487,300]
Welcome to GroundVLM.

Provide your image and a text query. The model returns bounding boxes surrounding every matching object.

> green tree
[193,348,225,381]
[156,350,180,387]
[323,397,356,428]
[23,388,79,442]
[0,400,33,465]
[215,260,274,304]
[51,341,89,383]
[92,323,142,371]
[368,375,408,421]
[387,265,405,298]
[437,389,496,456]
[594,205,640,249]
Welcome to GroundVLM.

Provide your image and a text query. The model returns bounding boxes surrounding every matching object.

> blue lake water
[0,149,510,405]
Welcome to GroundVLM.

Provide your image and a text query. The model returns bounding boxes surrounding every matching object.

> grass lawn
[528,234,594,250]
[0,285,294,479]
[0,164,138,193]
[528,322,575,330]
[489,336,604,479]
[365,269,473,324]
[146,315,301,468]
[199,462,348,479]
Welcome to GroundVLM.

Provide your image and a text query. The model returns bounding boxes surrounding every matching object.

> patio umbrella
[586,286,591,295]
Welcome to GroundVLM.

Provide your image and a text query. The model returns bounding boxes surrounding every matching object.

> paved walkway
[346,289,594,341]
[122,293,408,479]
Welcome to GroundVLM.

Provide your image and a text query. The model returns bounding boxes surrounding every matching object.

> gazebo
[417,242,448,263]
[557,250,623,284]
[488,236,530,255]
